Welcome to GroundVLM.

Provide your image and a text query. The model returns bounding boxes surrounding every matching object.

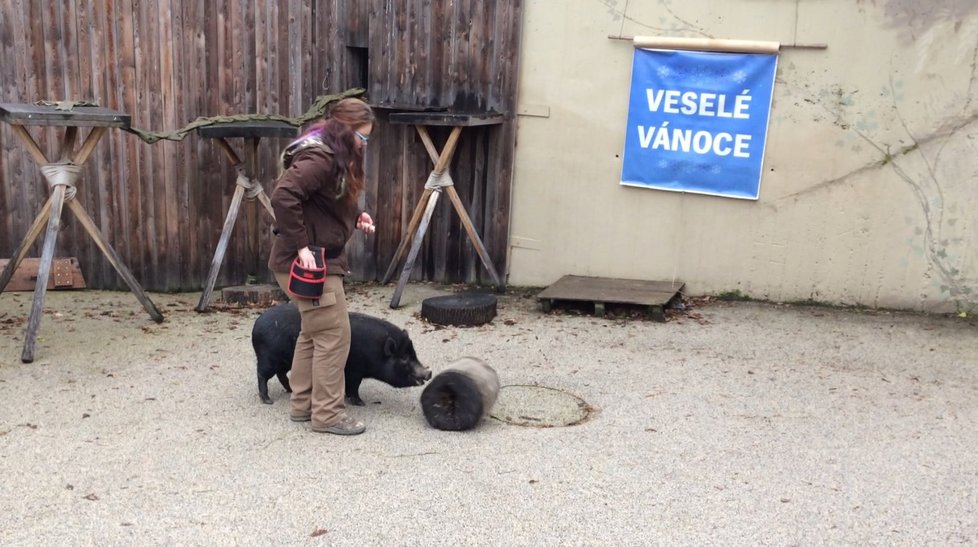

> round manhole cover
[489,385,594,427]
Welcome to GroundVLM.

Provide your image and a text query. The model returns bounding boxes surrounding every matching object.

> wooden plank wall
[356,0,522,285]
[0,0,522,291]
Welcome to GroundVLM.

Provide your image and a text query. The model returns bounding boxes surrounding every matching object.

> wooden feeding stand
[0,102,164,363]
[381,111,506,308]
[194,120,299,311]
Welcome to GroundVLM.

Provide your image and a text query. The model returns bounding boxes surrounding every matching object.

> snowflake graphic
[730,70,748,84]
[656,65,672,79]
[709,164,722,174]
[688,65,721,86]
[657,159,671,169]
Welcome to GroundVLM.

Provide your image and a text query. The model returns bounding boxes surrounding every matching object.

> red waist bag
[288,245,326,304]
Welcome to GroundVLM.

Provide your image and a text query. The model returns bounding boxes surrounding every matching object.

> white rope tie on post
[40,162,81,201]
[423,171,454,190]
[235,167,263,200]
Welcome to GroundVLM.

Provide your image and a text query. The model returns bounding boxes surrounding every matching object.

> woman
[268,98,376,435]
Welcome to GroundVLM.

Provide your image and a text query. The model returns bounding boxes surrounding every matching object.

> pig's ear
[384,337,396,356]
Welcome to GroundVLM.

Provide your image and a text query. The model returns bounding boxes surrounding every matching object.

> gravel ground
[0,283,976,546]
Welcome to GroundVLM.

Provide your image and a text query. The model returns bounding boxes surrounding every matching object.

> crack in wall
[777,111,978,203]
[775,80,978,310]
[594,0,977,310]
[597,0,711,38]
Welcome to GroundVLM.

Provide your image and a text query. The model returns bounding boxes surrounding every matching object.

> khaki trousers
[274,272,351,427]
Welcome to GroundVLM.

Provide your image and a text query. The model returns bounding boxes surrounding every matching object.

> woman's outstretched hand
[356,212,376,235]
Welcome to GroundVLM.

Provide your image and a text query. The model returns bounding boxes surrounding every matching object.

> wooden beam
[8,124,49,164]
[391,189,442,308]
[434,126,462,173]
[20,185,67,363]
[415,126,440,164]
[213,137,242,165]
[0,197,53,292]
[196,184,247,311]
[445,185,503,290]
[382,187,434,283]
[65,199,163,323]
[59,126,78,162]
[74,126,108,165]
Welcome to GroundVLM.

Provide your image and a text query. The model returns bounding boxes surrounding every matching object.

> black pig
[252,303,432,405]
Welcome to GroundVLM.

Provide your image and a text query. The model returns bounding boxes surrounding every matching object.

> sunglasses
[354,130,370,143]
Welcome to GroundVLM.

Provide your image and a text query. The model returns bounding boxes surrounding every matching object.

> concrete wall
[508,0,978,313]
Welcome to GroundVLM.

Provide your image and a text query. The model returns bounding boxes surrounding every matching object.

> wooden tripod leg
[59,127,78,162]
[65,199,164,323]
[444,185,504,290]
[20,186,67,363]
[384,126,464,287]
[213,137,242,165]
[196,184,247,311]
[256,189,275,221]
[0,197,53,293]
[245,138,261,278]
[8,125,49,165]
[390,189,442,308]
[433,127,463,173]
[73,127,108,165]
[382,187,434,283]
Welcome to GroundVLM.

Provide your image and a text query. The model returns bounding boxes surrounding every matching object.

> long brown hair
[302,98,375,200]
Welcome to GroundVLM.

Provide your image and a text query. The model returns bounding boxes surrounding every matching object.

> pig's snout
[415,365,433,385]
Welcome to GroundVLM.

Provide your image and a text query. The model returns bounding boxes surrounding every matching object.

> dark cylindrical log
[421,357,500,431]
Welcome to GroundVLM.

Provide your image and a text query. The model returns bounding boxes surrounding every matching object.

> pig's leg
[258,371,273,404]
[277,371,292,393]
[345,374,366,406]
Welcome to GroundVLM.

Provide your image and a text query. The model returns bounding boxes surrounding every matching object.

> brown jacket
[268,144,360,274]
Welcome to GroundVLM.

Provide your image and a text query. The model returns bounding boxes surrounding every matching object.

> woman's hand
[356,212,376,235]
[296,246,318,270]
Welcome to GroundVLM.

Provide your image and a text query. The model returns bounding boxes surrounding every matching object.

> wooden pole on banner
[607,35,827,53]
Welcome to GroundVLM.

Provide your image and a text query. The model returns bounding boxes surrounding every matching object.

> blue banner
[620,48,778,200]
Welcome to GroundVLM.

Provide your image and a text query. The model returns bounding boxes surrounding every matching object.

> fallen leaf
[310,528,328,537]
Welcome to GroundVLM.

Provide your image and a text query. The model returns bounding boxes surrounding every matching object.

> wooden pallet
[0,257,86,292]
[536,275,684,321]
[220,284,286,307]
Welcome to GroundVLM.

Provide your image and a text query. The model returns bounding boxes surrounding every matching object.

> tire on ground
[420,292,497,327]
